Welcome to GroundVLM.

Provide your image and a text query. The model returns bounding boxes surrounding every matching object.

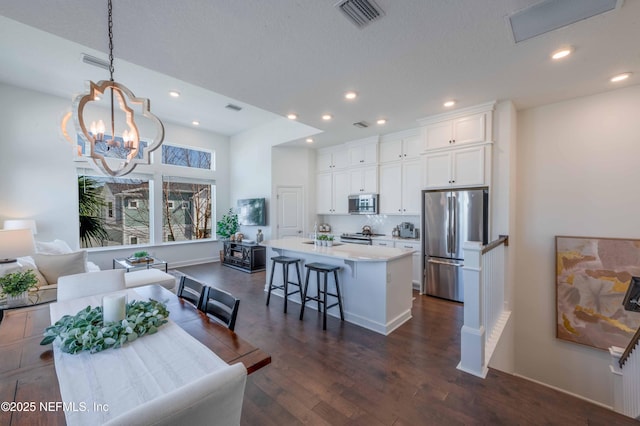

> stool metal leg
[316,270,321,311]
[334,270,344,320]
[283,262,289,313]
[323,271,328,330]
[299,267,311,320]
[294,262,303,303]
[266,259,277,306]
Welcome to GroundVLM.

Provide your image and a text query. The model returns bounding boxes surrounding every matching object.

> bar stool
[299,262,344,330]
[266,256,303,313]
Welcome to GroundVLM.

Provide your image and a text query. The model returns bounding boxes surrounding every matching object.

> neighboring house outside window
[78,142,215,248]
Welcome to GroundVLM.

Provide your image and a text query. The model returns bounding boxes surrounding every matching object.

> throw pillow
[35,239,73,255]
[15,257,48,287]
[33,251,88,285]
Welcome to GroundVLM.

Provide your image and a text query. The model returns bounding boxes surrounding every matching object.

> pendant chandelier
[62,0,164,177]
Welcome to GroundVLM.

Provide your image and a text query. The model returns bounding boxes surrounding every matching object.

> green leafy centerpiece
[128,250,152,263]
[40,299,169,354]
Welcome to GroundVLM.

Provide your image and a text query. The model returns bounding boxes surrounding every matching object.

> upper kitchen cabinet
[317,145,349,172]
[379,131,422,163]
[317,170,350,214]
[349,166,378,194]
[419,102,494,151]
[346,137,378,167]
[379,159,421,215]
[423,145,488,189]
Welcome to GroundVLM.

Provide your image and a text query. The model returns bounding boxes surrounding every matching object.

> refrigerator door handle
[446,195,452,254]
[451,195,457,254]
[428,258,463,267]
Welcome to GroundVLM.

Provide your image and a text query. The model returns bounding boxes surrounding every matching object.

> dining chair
[176,275,206,309]
[57,269,126,301]
[201,286,240,331]
[103,363,247,426]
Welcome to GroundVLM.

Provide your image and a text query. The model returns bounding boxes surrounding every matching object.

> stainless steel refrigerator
[422,187,488,302]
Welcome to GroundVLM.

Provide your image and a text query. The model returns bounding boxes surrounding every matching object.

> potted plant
[327,235,334,247]
[216,209,239,262]
[0,270,38,305]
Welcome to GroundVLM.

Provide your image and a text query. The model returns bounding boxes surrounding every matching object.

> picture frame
[556,236,640,350]
[622,276,640,312]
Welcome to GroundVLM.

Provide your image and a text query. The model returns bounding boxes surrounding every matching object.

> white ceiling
[0,0,638,148]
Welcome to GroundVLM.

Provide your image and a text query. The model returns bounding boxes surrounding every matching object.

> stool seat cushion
[305,262,341,272]
[271,256,301,264]
[124,269,177,290]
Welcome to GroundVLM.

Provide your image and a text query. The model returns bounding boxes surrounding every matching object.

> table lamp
[3,219,37,235]
[0,229,36,264]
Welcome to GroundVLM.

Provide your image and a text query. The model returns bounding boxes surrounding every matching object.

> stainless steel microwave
[348,194,379,215]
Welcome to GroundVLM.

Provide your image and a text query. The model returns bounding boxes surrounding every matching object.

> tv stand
[222,241,266,273]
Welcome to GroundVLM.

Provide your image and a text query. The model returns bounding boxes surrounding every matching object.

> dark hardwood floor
[177,262,635,425]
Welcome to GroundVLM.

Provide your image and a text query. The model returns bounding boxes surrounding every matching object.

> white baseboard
[168,257,217,269]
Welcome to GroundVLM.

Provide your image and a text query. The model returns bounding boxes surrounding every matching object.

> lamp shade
[0,229,36,263]
[3,219,37,235]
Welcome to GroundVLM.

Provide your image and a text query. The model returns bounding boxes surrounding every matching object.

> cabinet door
[403,135,423,159]
[362,142,378,165]
[452,113,485,145]
[372,240,392,247]
[423,152,452,188]
[379,163,402,214]
[349,169,364,194]
[362,166,378,193]
[379,139,402,163]
[317,151,333,172]
[423,121,453,150]
[451,146,485,187]
[316,172,333,214]
[332,146,349,169]
[401,160,422,215]
[333,171,350,214]
[348,142,378,166]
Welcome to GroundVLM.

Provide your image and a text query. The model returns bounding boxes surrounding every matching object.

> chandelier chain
[108,0,114,81]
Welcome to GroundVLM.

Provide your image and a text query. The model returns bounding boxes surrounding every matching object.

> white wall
[515,84,640,406]
[0,82,231,269]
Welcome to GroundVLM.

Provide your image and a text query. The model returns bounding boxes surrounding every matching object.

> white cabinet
[317,146,348,172]
[347,141,378,166]
[394,240,422,288]
[372,239,393,247]
[379,135,422,163]
[379,160,421,215]
[424,146,485,188]
[317,170,349,214]
[349,166,378,194]
[423,112,487,150]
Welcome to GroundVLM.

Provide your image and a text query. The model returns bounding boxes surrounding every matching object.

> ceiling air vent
[353,121,369,128]
[336,0,384,28]
[225,103,242,112]
[81,53,110,70]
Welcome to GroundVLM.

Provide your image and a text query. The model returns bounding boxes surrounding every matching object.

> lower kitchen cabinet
[372,239,422,289]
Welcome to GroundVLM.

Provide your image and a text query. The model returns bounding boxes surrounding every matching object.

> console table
[222,241,266,273]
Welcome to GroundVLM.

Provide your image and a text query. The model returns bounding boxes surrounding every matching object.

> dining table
[0,284,271,425]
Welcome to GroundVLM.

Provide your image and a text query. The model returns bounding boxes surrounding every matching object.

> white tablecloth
[49,289,230,426]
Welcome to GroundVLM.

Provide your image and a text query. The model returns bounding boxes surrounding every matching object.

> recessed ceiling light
[287,113,298,120]
[376,118,387,125]
[551,46,573,60]
[443,100,456,108]
[610,72,631,83]
[344,91,357,100]
[306,138,314,143]
[192,121,200,126]
[322,114,332,121]
[169,91,180,98]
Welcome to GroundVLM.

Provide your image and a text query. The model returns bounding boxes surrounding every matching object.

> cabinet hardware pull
[452,139,455,143]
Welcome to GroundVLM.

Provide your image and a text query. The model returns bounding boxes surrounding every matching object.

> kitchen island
[263,238,415,335]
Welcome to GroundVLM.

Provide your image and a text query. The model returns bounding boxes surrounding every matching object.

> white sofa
[6,240,176,293]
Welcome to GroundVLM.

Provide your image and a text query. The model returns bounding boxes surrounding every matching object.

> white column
[609,346,624,415]
[457,241,487,378]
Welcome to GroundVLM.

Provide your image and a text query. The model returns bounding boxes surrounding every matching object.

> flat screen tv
[237,198,267,226]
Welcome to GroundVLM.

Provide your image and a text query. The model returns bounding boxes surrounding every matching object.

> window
[161,145,213,170]
[78,175,150,248]
[162,178,213,242]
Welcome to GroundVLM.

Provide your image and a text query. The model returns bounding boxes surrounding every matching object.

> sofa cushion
[33,251,88,285]
[124,269,176,291]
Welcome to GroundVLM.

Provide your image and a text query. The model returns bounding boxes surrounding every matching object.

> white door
[276,186,304,239]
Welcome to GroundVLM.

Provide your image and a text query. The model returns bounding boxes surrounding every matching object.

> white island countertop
[263,237,415,262]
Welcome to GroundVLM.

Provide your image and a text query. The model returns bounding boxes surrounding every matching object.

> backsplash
[316,214,420,238]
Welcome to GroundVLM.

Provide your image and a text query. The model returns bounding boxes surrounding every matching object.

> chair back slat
[177,276,206,309]
[202,286,240,331]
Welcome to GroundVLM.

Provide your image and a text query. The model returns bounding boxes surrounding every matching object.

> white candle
[102,294,127,323]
